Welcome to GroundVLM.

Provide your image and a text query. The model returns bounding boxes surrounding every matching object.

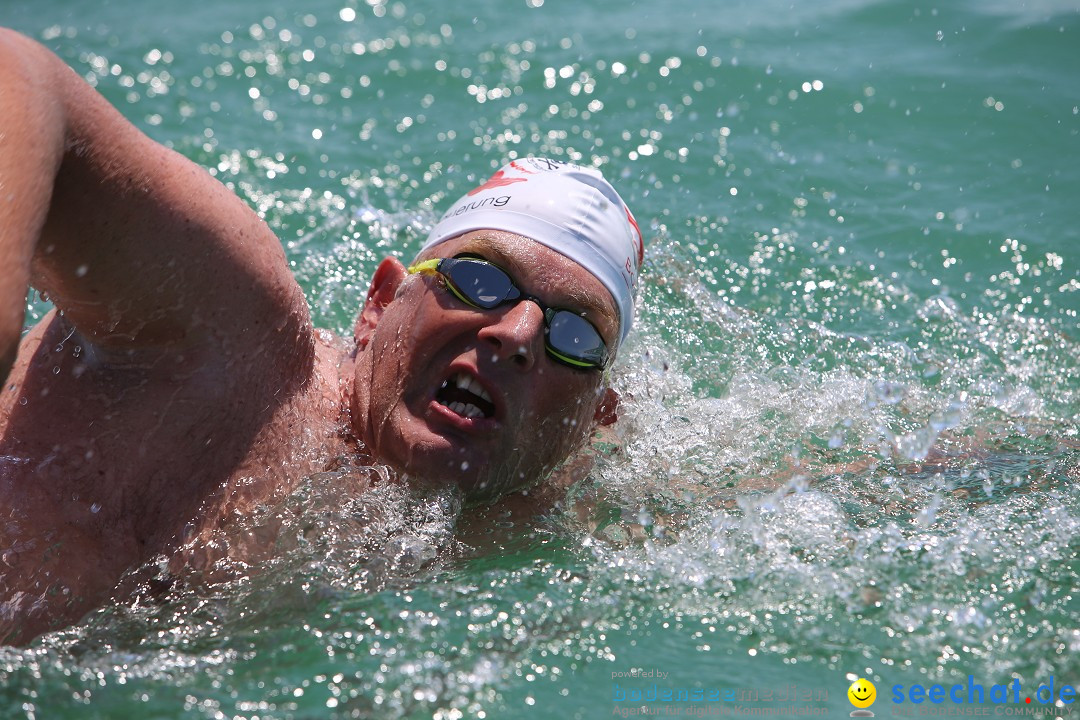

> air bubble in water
[916,494,941,527]
[874,381,905,405]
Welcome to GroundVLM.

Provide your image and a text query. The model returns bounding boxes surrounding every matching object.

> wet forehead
[429,230,619,339]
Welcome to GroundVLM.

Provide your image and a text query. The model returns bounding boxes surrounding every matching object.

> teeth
[452,372,493,404]
[443,400,483,419]
[436,372,493,419]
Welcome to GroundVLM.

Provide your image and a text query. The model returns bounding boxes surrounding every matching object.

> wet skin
[347,230,619,501]
[0,230,619,644]
[0,231,618,644]
[0,29,620,643]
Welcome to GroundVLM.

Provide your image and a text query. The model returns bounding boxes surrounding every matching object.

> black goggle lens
[445,259,518,309]
[545,309,607,367]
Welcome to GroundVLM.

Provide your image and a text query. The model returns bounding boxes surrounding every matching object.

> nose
[476,299,545,371]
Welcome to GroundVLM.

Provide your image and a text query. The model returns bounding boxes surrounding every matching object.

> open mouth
[435,371,496,419]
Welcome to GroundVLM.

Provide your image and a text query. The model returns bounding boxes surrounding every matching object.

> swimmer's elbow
[0,29,73,135]
[0,28,59,85]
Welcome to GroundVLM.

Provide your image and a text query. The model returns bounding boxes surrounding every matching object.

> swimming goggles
[406,256,610,370]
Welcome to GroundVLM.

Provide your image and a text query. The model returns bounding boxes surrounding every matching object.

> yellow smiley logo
[848,678,877,709]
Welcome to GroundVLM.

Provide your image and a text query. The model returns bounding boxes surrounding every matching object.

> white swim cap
[421,158,644,344]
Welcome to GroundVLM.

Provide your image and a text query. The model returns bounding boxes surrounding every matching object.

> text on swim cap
[446,194,512,220]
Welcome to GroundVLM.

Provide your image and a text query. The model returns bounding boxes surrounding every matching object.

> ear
[354,257,408,349]
[593,387,619,426]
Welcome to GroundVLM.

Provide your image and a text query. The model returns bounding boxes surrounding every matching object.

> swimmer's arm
[0,29,65,386]
[0,29,311,385]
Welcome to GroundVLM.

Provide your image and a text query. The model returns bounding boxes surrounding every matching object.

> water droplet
[916,494,941,527]
[874,381,905,405]
[90,503,102,514]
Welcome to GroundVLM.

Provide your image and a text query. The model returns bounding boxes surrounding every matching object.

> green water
[2,0,1078,717]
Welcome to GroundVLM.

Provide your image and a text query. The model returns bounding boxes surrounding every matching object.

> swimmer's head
[348,158,638,500]
[351,231,619,500]
[421,157,644,347]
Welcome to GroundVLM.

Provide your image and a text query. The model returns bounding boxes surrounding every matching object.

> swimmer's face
[351,230,618,500]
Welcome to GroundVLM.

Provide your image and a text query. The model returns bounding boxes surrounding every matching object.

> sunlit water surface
[2,0,1078,717]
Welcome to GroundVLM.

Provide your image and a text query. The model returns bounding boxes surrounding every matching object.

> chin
[456,472,534,504]
[443,460,540,503]
[402,446,549,503]
[373,405,581,504]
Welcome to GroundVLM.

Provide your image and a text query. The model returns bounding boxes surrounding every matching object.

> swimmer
[0,29,642,644]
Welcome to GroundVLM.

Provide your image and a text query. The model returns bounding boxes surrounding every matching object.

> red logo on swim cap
[467,169,528,196]
[625,207,644,266]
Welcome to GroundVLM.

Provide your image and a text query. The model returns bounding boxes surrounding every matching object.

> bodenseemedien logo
[848,678,877,717]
